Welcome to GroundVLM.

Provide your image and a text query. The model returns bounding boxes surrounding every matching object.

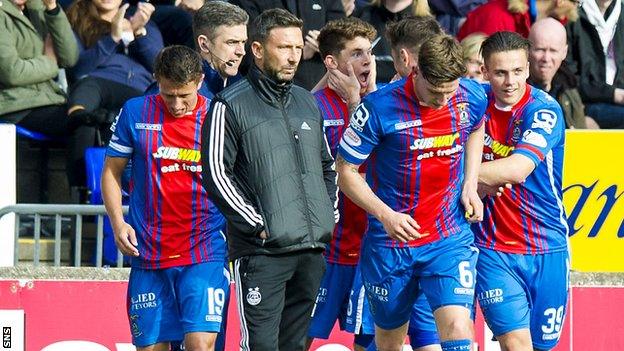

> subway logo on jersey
[484,134,514,158]
[410,132,460,151]
[152,146,201,162]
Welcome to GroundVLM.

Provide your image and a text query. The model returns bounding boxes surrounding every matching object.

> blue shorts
[345,264,440,348]
[308,263,357,339]
[476,248,569,350]
[127,261,231,347]
[360,233,477,330]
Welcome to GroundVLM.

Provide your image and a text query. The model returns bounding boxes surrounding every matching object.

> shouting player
[475,31,569,351]
[102,46,229,351]
[336,34,487,351]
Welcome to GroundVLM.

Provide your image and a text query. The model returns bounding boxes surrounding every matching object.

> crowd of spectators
[1,0,622,202]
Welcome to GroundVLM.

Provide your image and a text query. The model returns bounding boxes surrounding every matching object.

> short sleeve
[513,103,564,166]
[106,104,134,158]
[466,79,488,131]
[338,101,383,165]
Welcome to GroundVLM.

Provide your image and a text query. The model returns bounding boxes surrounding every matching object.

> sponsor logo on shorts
[246,287,261,306]
[130,292,158,310]
[477,288,504,306]
[542,331,561,341]
[365,283,389,302]
[454,287,474,295]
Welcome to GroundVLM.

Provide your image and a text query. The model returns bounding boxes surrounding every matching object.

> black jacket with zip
[201,64,338,260]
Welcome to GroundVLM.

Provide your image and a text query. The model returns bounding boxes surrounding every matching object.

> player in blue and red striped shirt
[337,34,487,351]
[306,18,376,351]
[102,46,229,350]
[474,31,569,351]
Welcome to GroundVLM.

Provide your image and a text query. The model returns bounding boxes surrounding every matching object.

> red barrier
[0,280,623,350]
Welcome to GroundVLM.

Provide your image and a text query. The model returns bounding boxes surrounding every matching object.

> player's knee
[438,318,473,340]
[497,331,533,351]
[183,334,217,351]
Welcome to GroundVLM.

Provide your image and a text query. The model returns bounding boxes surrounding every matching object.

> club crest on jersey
[246,287,261,306]
[457,102,470,126]
[350,104,370,132]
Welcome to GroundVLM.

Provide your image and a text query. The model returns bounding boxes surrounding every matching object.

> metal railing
[0,204,128,268]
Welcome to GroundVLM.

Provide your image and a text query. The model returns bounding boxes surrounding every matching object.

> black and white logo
[246,287,261,306]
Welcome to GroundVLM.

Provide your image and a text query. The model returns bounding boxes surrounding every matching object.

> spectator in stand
[528,18,599,128]
[230,0,345,90]
[65,0,163,190]
[458,0,581,40]
[460,33,487,82]
[354,0,432,83]
[566,0,624,128]
[457,0,535,40]
[0,0,78,135]
[429,0,487,35]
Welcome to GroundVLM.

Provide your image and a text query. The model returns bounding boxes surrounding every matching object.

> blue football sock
[440,339,472,351]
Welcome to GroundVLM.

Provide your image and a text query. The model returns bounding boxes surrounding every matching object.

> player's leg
[127,267,183,350]
[360,241,420,351]
[527,251,569,351]
[408,293,441,351]
[475,248,533,351]
[420,234,478,351]
[176,262,230,351]
[345,263,376,351]
[306,263,356,349]
[278,251,327,351]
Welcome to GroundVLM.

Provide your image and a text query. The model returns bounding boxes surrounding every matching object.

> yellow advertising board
[563,130,624,272]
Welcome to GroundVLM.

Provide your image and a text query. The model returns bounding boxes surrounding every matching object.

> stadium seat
[84,146,129,266]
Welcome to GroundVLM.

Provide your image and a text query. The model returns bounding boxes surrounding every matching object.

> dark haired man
[385,16,443,79]
[307,17,376,351]
[193,1,248,99]
[201,8,338,351]
[336,34,486,351]
[102,45,229,351]
[476,31,570,351]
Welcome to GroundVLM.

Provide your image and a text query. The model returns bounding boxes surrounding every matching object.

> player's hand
[461,183,483,223]
[364,54,377,94]
[328,62,360,110]
[303,30,320,60]
[379,210,425,243]
[113,222,139,257]
[477,182,511,198]
[129,2,155,34]
[259,230,268,240]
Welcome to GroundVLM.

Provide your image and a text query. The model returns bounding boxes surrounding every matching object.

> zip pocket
[293,130,307,174]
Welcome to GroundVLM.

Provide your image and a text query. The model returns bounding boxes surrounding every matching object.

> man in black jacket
[201,8,338,351]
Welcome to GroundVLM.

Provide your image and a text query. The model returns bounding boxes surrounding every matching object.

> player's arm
[336,155,422,242]
[462,123,484,222]
[201,99,266,238]
[479,153,536,186]
[102,156,138,257]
